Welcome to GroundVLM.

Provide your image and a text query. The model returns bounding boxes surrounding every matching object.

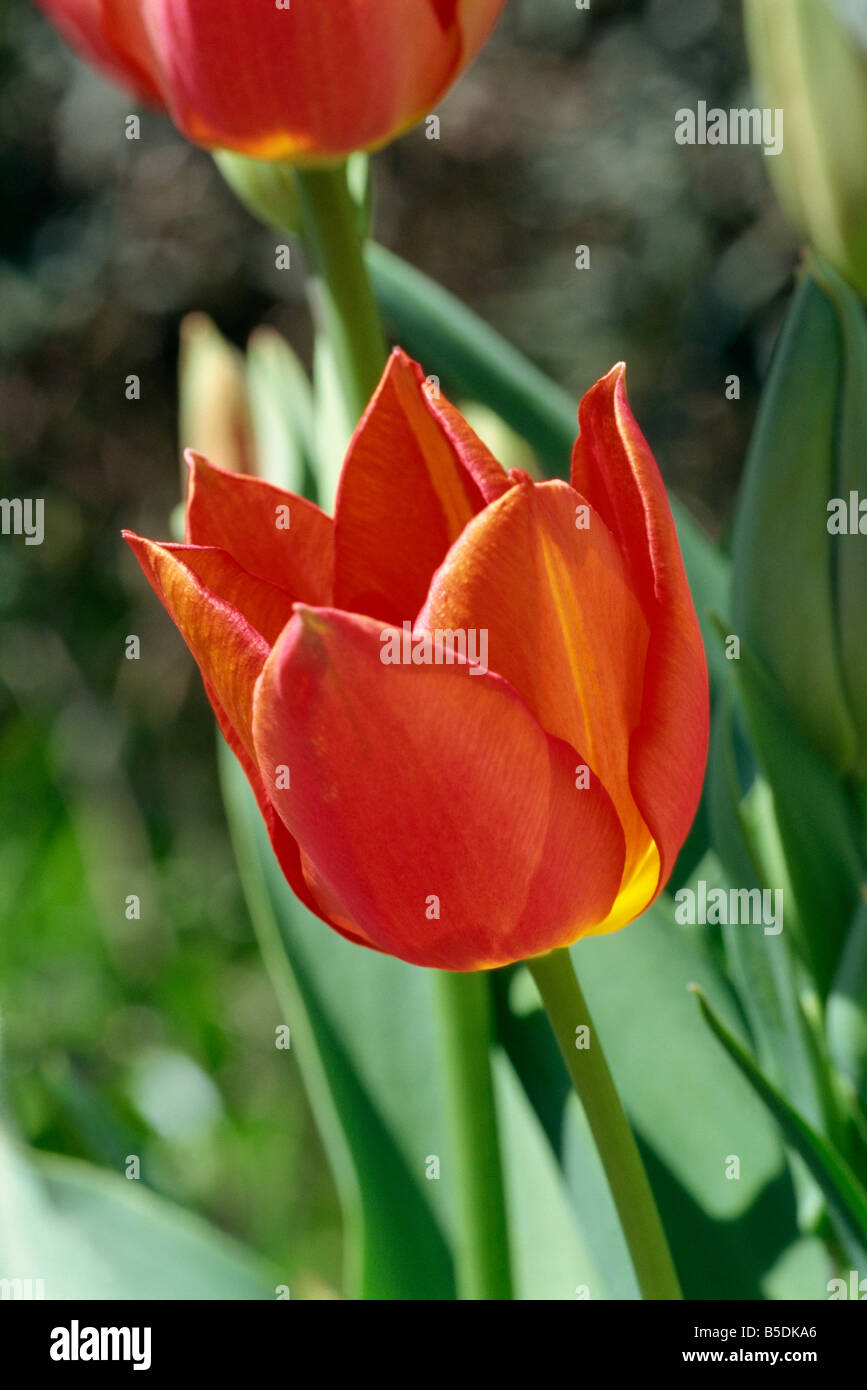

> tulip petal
[453,0,506,53]
[134,0,463,159]
[185,453,333,606]
[36,1,163,103]
[252,607,625,970]
[123,531,366,941]
[38,0,505,159]
[571,365,709,896]
[123,535,289,755]
[334,349,513,625]
[420,475,659,928]
[205,673,374,944]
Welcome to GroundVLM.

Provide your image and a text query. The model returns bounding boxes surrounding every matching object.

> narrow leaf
[691,983,867,1266]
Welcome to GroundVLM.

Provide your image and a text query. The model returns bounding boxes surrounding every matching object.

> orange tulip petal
[38,1,505,158]
[123,534,289,755]
[334,349,513,625]
[36,0,164,104]
[420,475,658,924]
[135,1,487,159]
[251,607,625,970]
[123,531,366,940]
[571,365,709,893]
[205,672,378,953]
[185,453,333,607]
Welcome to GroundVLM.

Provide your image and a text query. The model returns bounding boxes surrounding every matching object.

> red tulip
[35,0,506,161]
[124,351,709,970]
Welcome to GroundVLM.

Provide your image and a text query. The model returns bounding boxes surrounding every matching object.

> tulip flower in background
[125,349,709,972]
[34,0,507,162]
[32,0,509,449]
[744,0,867,300]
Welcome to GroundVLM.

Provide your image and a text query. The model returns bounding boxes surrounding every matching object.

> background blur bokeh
[0,0,804,1291]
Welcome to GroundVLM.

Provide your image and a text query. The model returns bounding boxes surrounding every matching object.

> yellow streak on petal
[584,838,661,937]
[536,512,660,935]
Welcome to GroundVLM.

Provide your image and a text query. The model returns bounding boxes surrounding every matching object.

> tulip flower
[35,0,507,162]
[124,350,708,971]
[744,0,867,299]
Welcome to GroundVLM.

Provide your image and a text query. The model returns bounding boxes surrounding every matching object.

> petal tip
[508,467,535,488]
[122,529,153,556]
[184,447,213,475]
[598,360,627,393]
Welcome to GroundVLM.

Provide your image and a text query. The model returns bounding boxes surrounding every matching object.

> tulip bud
[732,255,867,778]
[744,0,867,298]
[245,326,313,495]
[37,0,507,163]
[179,313,315,496]
[178,314,254,481]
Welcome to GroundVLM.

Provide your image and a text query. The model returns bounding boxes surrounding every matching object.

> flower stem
[435,970,514,1300]
[295,162,387,422]
[528,947,682,1300]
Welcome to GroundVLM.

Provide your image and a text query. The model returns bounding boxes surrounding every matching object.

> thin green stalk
[529,948,682,1300]
[295,162,387,421]
[435,971,514,1300]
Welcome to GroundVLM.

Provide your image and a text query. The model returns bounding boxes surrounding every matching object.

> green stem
[295,163,387,422]
[529,948,682,1300]
[435,971,514,1300]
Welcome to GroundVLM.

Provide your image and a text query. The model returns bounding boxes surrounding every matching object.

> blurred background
[0,0,804,1293]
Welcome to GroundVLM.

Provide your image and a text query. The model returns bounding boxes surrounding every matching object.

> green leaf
[494,1055,608,1300]
[827,901,867,1115]
[810,255,867,778]
[725,631,864,994]
[707,683,832,1140]
[732,263,862,773]
[0,1127,275,1299]
[691,983,867,1268]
